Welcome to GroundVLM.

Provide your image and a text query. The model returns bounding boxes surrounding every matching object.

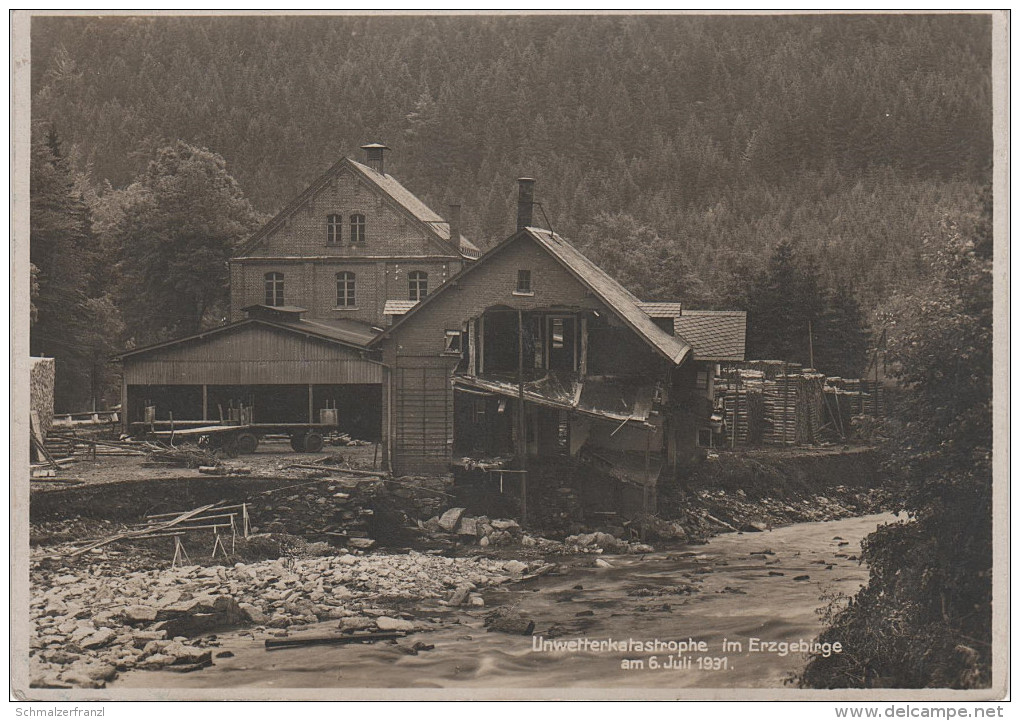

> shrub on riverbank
[800,196,993,689]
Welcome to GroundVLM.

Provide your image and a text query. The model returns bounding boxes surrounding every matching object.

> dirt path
[115,512,898,691]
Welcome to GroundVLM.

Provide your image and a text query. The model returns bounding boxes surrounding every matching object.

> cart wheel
[289,433,307,452]
[303,432,324,453]
[236,432,259,455]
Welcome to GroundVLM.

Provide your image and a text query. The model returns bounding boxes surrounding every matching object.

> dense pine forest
[30,14,991,404]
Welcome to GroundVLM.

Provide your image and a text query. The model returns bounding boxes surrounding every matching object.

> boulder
[438,507,467,532]
[491,519,520,532]
[483,607,535,635]
[156,595,251,638]
[503,560,528,575]
[121,605,158,624]
[338,616,376,633]
[238,603,267,625]
[80,628,116,650]
[447,585,472,607]
[375,616,415,632]
[163,642,213,666]
[456,517,479,537]
[348,538,376,550]
[594,558,614,569]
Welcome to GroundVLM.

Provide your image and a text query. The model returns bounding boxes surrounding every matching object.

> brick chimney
[447,204,461,247]
[516,177,535,232]
[360,143,389,174]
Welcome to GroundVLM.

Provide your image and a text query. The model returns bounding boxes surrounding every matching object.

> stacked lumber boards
[719,362,875,447]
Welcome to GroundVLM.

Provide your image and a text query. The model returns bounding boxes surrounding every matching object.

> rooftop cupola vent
[360,143,389,175]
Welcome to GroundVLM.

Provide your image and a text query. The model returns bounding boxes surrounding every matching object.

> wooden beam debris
[264,631,406,650]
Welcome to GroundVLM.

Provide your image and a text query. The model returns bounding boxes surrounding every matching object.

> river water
[117,512,896,691]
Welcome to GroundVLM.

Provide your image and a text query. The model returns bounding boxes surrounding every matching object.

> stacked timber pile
[719,363,866,447]
[718,368,766,446]
[762,375,797,445]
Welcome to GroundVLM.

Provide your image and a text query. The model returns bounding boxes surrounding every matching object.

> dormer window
[264,272,285,307]
[409,271,428,301]
[350,214,366,244]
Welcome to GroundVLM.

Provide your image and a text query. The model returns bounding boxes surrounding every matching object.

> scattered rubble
[29,550,537,688]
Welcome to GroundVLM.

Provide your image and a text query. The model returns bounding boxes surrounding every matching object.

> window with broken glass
[444,329,463,355]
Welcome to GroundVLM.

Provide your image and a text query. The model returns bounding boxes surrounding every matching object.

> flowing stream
[116,512,896,690]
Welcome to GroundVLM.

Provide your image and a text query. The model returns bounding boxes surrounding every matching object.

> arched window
[350,213,366,244]
[264,272,285,307]
[408,270,428,301]
[326,214,342,245]
[336,271,356,308]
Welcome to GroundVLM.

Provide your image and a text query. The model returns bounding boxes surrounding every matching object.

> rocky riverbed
[29,550,550,689]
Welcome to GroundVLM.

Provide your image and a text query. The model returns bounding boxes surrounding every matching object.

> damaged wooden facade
[371,180,747,487]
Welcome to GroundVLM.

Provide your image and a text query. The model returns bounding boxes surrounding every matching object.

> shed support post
[579,315,588,377]
[308,384,314,424]
[120,377,129,435]
[202,385,208,421]
[517,309,527,526]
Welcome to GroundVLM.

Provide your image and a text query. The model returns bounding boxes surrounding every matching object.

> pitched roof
[383,299,419,315]
[235,155,479,259]
[372,226,691,366]
[674,310,747,361]
[276,316,382,347]
[113,316,382,361]
[348,160,480,259]
[637,301,684,318]
[526,228,691,365]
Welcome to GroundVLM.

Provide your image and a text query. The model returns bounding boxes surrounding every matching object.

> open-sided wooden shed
[116,307,385,441]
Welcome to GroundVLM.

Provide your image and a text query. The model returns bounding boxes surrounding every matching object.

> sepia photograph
[10,10,1008,704]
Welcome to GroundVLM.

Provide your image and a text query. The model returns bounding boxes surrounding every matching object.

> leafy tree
[801,198,993,688]
[102,141,262,343]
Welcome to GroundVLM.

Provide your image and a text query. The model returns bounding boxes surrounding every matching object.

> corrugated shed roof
[674,310,747,361]
[637,301,684,318]
[526,228,691,365]
[383,299,419,315]
[349,160,481,258]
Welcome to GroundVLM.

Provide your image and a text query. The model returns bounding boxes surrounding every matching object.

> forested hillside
[29,14,992,408]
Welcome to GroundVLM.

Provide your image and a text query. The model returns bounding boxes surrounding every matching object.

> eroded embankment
[656,446,888,542]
